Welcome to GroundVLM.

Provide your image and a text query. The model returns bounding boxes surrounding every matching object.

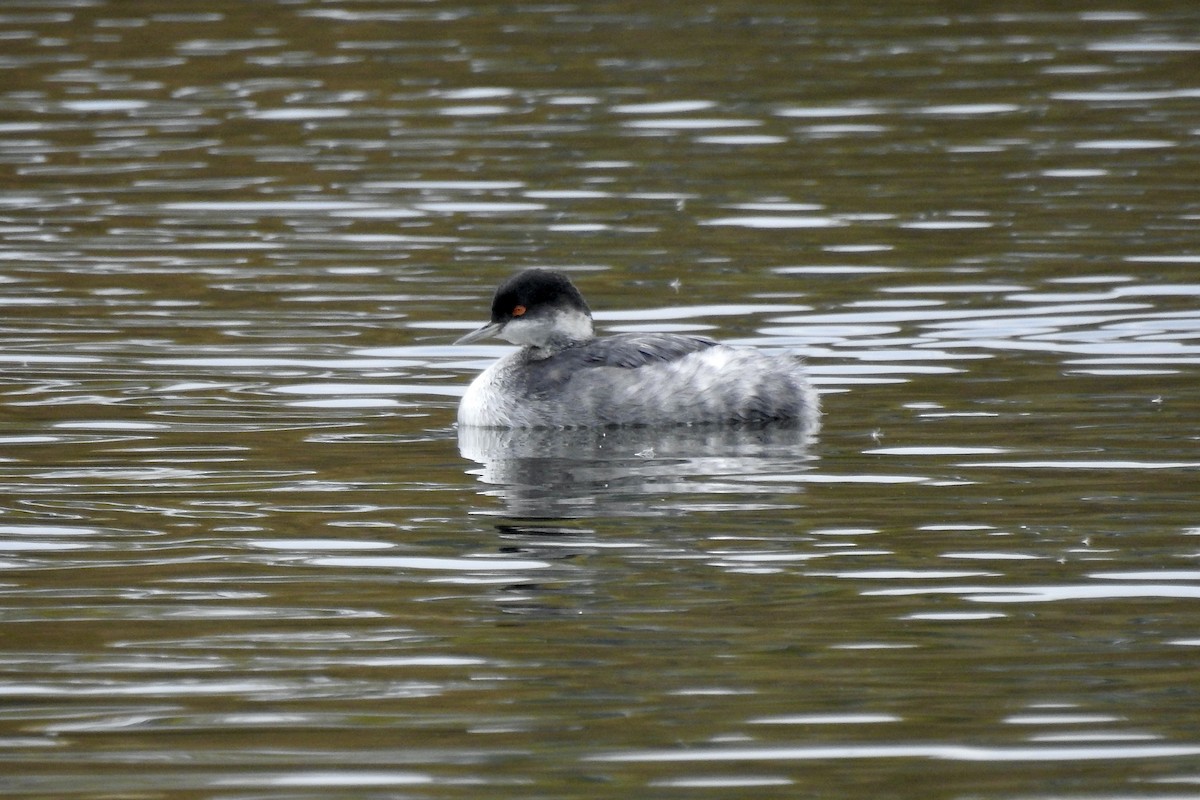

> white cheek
[498,316,554,346]
[499,310,592,346]
[555,310,593,342]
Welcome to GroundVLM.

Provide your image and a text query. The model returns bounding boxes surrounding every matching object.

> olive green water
[2,1,1200,798]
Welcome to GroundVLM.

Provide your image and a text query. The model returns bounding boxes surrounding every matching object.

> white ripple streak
[590,742,1200,763]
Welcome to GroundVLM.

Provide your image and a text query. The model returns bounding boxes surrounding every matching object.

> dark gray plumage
[518,333,718,396]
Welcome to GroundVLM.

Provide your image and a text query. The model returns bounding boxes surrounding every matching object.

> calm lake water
[2,1,1200,797]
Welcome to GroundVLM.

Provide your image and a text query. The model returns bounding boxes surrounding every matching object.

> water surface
[2,1,1200,797]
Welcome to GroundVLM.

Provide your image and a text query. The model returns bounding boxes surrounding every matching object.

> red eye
[512,304,526,317]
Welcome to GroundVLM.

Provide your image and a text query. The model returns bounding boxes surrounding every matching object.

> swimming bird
[455,268,819,428]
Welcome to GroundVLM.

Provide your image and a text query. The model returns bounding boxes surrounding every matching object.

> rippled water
[2,1,1200,797]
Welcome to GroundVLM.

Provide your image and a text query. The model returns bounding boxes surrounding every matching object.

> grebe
[455,269,819,429]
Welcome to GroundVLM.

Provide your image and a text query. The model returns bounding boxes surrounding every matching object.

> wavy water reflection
[459,423,819,518]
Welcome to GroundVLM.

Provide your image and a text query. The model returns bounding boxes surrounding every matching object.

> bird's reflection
[458,423,818,519]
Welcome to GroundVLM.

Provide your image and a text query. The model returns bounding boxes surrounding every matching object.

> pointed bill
[454,321,503,345]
